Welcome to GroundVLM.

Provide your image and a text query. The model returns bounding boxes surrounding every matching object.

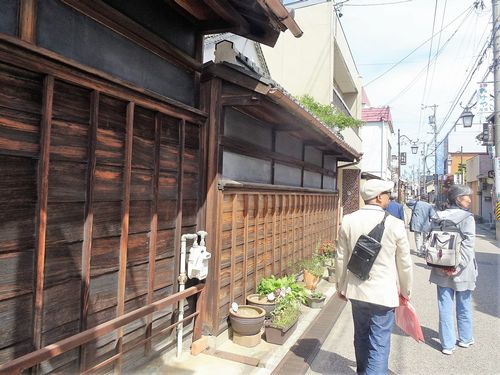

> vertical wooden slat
[19,0,37,43]
[229,194,237,303]
[262,195,269,277]
[115,102,134,373]
[33,75,54,352]
[291,194,296,269]
[145,112,161,355]
[79,90,99,372]
[253,195,259,291]
[271,194,278,275]
[242,194,249,301]
[173,119,186,299]
[279,194,284,275]
[213,190,224,330]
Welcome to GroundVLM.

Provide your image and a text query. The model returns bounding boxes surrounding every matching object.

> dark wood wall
[0,0,208,372]
[0,55,205,373]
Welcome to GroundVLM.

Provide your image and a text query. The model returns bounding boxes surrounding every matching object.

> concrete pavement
[134,223,498,375]
[306,225,499,375]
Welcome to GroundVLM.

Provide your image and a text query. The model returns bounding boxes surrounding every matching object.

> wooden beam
[220,136,337,178]
[19,0,37,43]
[115,102,134,373]
[32,75,54,351]
[0,36,206,124]
[220,95,262,106]
[79,90,99,372]
[202,0,250,33]
[145,112,161,355]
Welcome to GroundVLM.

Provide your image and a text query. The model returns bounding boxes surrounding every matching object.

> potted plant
[318,240,337,283]
[305,290,326,309]
[300,254,324,290]
[229,304,266,336]
[247,275,306,317]
[264,294,301,345]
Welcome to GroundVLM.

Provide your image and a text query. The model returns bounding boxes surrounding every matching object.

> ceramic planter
[264,319,298,345]
[229,305,265,336]
[305,295,325,309]
[246,293,276,318]
[303,269,320,290]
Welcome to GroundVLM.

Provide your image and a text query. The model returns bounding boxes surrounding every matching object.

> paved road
[306,225,499,375]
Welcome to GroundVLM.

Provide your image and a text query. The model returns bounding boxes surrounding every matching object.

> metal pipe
[177,233,198,358]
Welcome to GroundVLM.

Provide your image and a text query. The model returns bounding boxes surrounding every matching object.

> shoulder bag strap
[367,212,389,242]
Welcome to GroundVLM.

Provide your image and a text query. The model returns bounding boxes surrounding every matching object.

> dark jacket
[386,201,404,221]
[406,200,435,232]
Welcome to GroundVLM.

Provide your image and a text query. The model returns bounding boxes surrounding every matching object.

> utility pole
[424,104,438,202]
[493,0,500,239]
[398,128,401,201]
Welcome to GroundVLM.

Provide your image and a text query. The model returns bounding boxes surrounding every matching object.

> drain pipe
[177,233,198,358]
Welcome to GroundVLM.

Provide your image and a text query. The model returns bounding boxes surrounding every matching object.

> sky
[332,0,492,174]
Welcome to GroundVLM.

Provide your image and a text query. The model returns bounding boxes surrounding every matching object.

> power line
[344,0,414,6]
[420,0,439,109]
[364,4,473,87]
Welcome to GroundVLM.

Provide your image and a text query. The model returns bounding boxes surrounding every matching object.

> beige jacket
[336,205,413,308]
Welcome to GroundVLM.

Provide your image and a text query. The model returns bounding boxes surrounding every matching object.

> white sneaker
[458,339,474,348]
[442,347,456,355]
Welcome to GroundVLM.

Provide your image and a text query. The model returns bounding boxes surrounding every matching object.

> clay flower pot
[303,269,320,290]
[229,305,266,336]
[246,293,276,318]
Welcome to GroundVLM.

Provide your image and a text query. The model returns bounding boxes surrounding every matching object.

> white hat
[361,179,394,201]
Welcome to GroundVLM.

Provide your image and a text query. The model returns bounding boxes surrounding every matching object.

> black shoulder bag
[347,212,389,281]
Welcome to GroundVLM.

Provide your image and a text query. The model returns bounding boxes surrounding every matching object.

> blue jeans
[437,286,473,350]
[351,300,395,375]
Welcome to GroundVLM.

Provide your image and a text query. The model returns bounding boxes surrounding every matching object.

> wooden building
[200,44,361,334]
[0,1,302,373]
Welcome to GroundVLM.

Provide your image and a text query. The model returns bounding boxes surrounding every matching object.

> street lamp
[460,107,474,127]
[459,101,476,128]
[397,129,419,201]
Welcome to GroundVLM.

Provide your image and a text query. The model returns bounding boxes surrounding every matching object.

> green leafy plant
[300,254,324,278]
[316,240,337,267]
[297,95,363,130]
[310,290,324,299]
[269,295,301,330]
[256,275,306,304]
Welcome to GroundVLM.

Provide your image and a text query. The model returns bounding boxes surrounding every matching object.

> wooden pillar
[229,194,237,303]
[173,119,186,298]
[32,75,54,352]
[115,102,134,373]
[145,113,161,354]
[19,0,37,43]
[79,90,98,371]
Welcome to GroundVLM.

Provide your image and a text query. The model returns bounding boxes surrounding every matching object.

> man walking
[386,192,405,220]
[336,179,413,375]
[406,195,436,256]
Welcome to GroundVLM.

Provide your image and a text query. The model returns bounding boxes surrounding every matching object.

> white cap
[361,179,394,201]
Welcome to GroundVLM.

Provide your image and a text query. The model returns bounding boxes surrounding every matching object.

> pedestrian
[336,179,413,375]
[429,184,477,355]
[406,195,436,256]
[386,192,404,221]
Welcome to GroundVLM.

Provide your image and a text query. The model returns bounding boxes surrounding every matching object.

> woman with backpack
[429,184,477,355]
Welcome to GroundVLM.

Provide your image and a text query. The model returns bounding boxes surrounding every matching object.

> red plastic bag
[395,298,424,342]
